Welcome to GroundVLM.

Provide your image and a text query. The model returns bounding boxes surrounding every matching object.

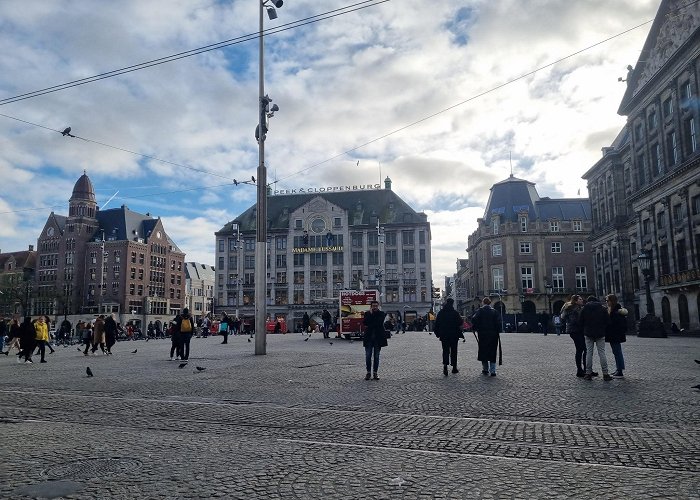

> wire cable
[0,1,388,106]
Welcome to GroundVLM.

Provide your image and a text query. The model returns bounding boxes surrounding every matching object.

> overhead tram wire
[2,2,695,215]
[0,1,388,106]
[275,17,656,183]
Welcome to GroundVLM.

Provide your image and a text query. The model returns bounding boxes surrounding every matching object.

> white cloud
[0,0,661,282]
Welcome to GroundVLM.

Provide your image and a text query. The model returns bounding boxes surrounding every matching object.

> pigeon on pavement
[131,349,137,353]
[86,367,93,377]
[178,363,187,368]
[329,342,333,345]
[195,366,206,372]
[304,337,309,342]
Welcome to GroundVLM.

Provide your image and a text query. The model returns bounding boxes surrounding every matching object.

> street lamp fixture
[255,0,284,355]
[636,249,666,338]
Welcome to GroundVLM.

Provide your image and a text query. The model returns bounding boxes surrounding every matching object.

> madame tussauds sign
[273,184,381,195]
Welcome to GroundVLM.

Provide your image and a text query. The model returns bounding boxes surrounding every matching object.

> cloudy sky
[0,0,660,285]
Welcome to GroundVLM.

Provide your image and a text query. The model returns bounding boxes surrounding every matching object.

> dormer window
[519,215,528,232]
[492,217,499,235]
[549,220,559,232]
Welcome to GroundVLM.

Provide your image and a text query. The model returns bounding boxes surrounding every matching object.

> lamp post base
[637,314,666,338]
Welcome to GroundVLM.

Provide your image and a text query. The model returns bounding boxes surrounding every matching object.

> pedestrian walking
[4,317,22,357]
[18,316,36,363]
[104,314,118,355]
[200,315,210,338]
[561,295,587,377]
[363,300,387,380]
[605,294,628,377]
[91,316,107,354]
[302,312,310,334]
[174,308,195,361]
[579,296,612,381]
[0,317,6,354]
[34,315,55,356]
[434,298,464,376]
[321,309,332,339]
[81,321,93,355]
[471,297,502,376]
[33,316,50,363]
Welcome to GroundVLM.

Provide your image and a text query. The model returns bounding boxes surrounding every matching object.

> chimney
[29,244,34,251]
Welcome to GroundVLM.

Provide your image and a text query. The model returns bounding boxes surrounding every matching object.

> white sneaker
[25,360,33,364]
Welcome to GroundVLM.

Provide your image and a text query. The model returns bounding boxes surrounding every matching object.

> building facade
[0,246,36,317]
[33,173,186,327]
[583,0,700,331]
[184,261,215,320]
[466,175,594,330]
[215,178,433,329]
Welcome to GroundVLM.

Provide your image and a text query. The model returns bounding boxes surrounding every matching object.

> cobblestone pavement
[1,331,698,499]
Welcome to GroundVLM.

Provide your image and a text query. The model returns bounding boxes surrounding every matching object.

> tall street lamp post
[636,249,666,338]
[255,0,283,355]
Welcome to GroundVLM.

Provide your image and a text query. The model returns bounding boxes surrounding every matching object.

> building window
[332,252,344,266]
[244,255,255,269]
[244,239,255,251]
[687,117,697,153]
[402,230,414,245]
[276,237,287,250]
[572,220,582,231]
[642,219,650,235]
[519,216,528,232]
[385,250,397,265]
[351,232,363,247]
[368,250,379,265]
[648,109,657,130]
[293,254,304,267]
[520,266,534,290]
[549,220,559,232]
[419,248,426,263]
[692,195,700,215]
[575,266,588,291]
[657,211,665,229]
[668,131,679,166]
[402,249,415,264]
[574,241,585,253]
[519,242,531,254]
[551,267,564,291]
[673,204,683,223]
[419,231,426,244]
[637,153,646,186]
[652,143,662,176]
[294,271,304,284]
[677,239,687,271]
[310,253,327,266]
[367,232,378,246]
[310,270,327,284]
[663,97,673,118]
[352,251,363,265]
[492,218,499,235]
[491,243,502,257]
[492,267,504,291]
[333,217,341,227]
[276,254,287,268]
[131,252,136,263]
[295,219,303,229]
[551,242,561,253]
[385,232,397,246]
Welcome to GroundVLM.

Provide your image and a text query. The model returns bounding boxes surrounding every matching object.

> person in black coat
[579,296,611,381]
[561,295,587,377]
[104,314,118,355]
[434,298,464,376]
[18,316,36,363]
[471,297,501,376]
[605,294,628,377]
[362,301,387,380]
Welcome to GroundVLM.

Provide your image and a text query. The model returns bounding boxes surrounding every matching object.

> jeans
[585,336,609,375]
[365,345,381,373]
[610,342,625,371]
[482,360,496,374]
[441,339,458,367]
[570,334,586,373]
[181,333,192,360]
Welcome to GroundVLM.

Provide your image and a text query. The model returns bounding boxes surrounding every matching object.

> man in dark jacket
[104,314,118,355]
[579,296,612,381]
[362,301,387,380]
[173,308,195,361]
[434,298,464,376]
[321,309,332,339]
[471,297,502,376]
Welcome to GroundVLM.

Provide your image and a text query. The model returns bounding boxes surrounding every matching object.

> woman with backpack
[605,294,628,377]
[560,295,586,377]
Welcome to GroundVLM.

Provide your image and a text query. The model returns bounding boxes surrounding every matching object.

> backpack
[181,317,192,333]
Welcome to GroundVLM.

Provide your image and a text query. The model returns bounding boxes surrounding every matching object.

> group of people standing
[1,315,54,363]
[561,294,627,380]
[76,315,118,356]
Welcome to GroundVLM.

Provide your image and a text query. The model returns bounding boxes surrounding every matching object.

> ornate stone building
[0,246,36,317]
[215,178,433,328]
[466,176,594,330]
[184,262,215,320]
[34,173,186,327]
[583,0,700,331]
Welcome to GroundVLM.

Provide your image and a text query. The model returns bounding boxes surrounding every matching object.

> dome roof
[70,172,95,203]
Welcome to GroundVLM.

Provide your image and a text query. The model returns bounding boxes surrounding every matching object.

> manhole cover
[42,457,142,480]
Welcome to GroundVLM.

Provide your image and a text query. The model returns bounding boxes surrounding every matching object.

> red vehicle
[266,316,287,334]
